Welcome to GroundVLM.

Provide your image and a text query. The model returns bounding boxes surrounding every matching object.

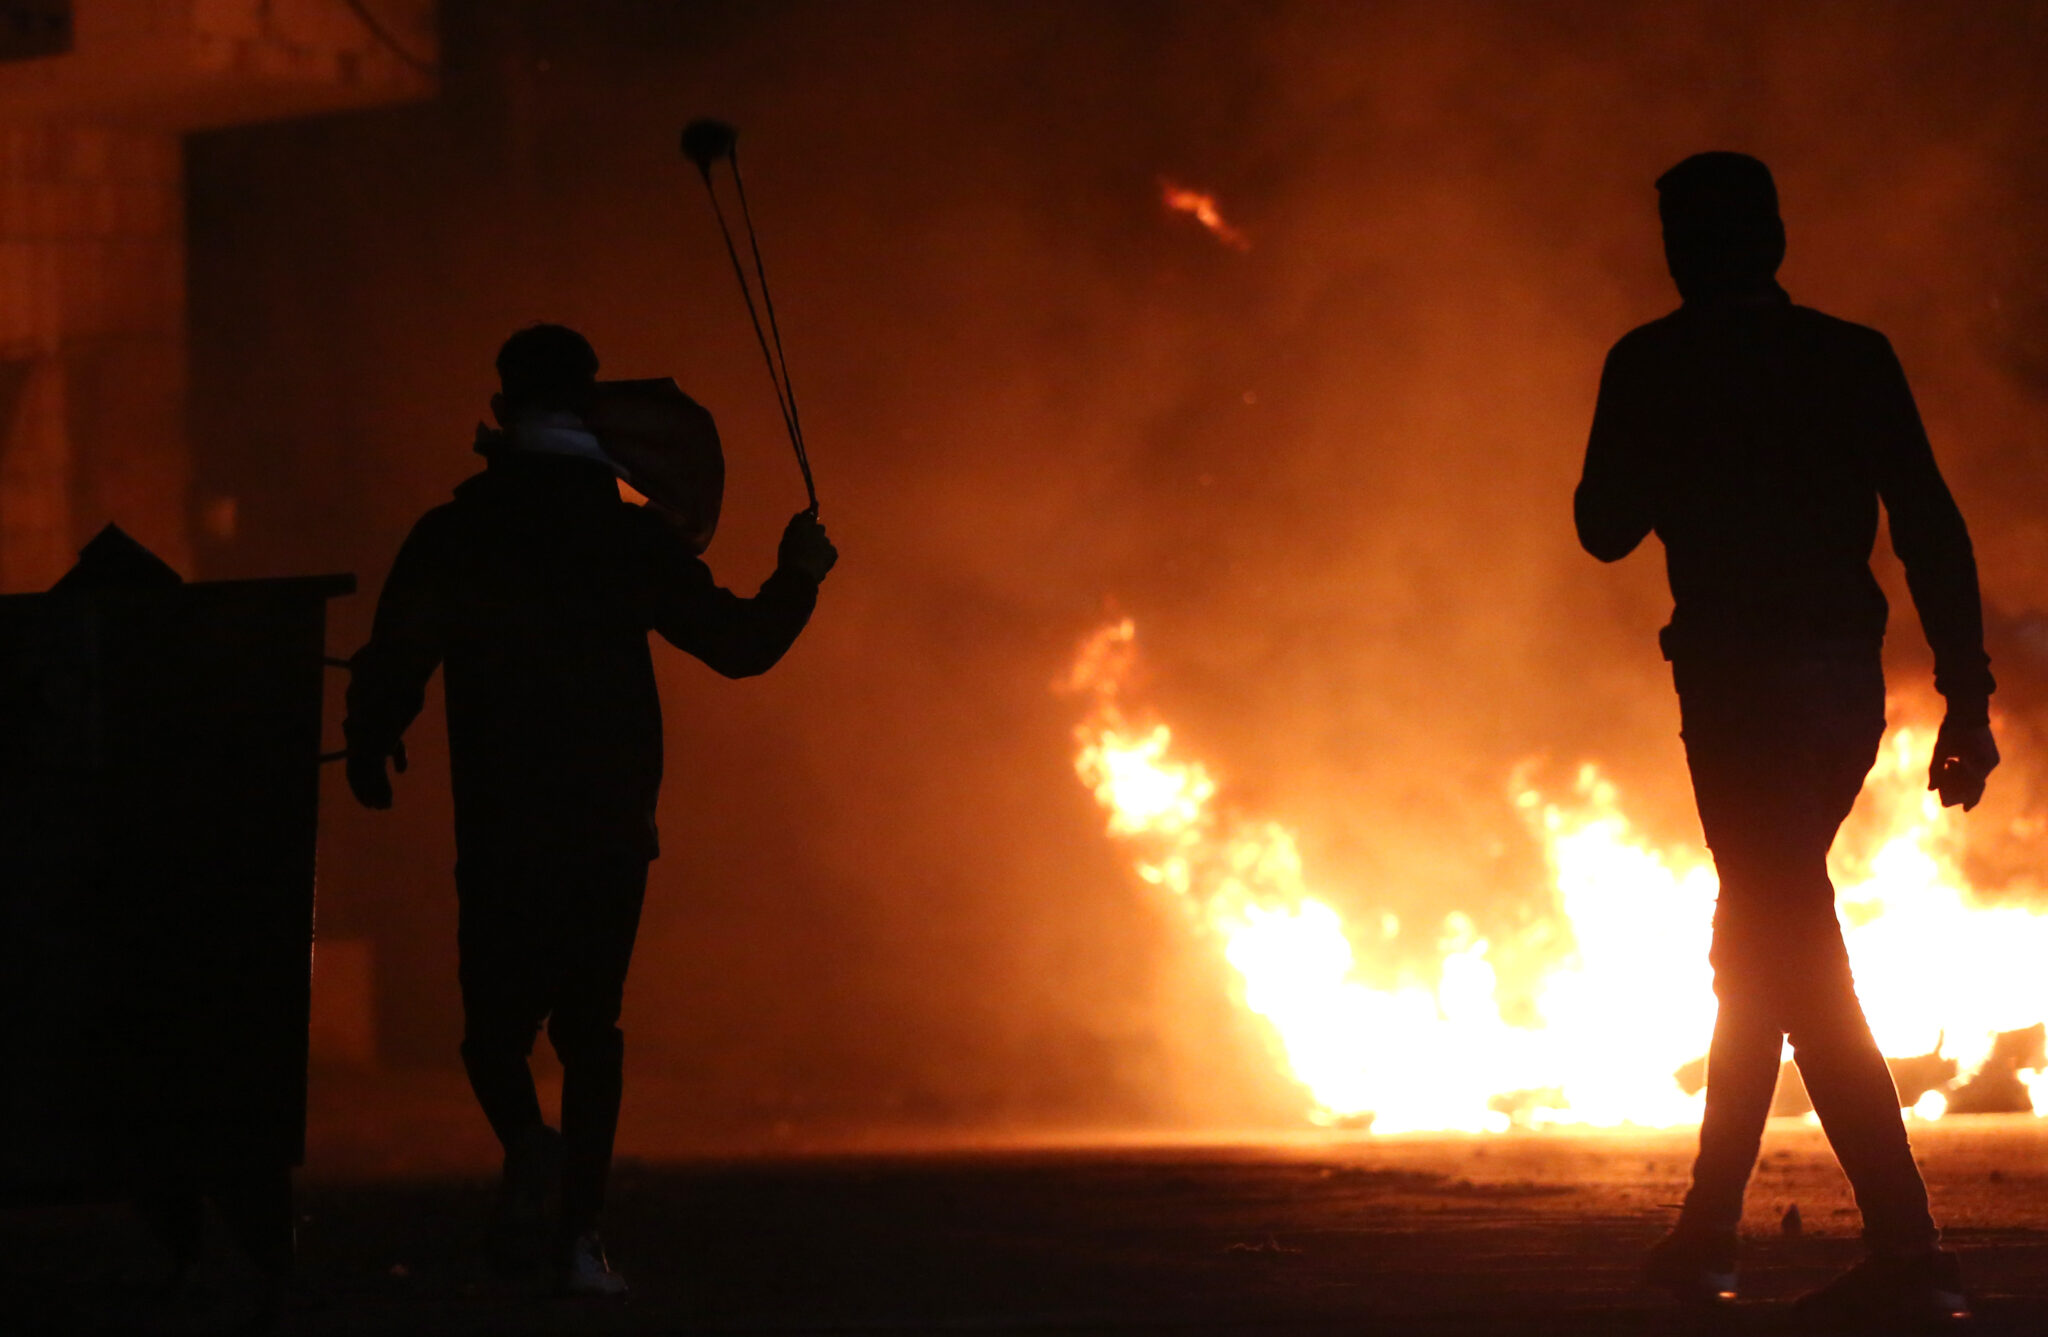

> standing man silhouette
[345,324,837,1295]
[1576,153,1996,1323]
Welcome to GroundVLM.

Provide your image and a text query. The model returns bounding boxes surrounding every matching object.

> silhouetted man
[1577,153,1997,1323]
[345,324,836,1295]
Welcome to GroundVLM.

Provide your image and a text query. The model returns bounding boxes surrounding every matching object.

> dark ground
[10,1108,2048,1335]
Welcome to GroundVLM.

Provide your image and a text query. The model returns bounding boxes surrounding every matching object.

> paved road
[9,1118,2048,1333]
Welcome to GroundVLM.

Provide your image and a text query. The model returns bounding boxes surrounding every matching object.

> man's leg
[456,857,552,1146]
[1676,995,1783,1240]
[543,851,649,1248]
[1765,682,1937,1255]
[456,855,565,1275]
[1754,672,1960,1318]
[1790,993,1936,1252]
[1669,690,1790,1248]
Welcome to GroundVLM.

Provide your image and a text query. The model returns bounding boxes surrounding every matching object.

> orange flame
[1160,180,1251,251]
[1064,619,2048,1131]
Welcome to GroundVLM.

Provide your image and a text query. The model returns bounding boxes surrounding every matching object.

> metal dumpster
[0,526,352,1274]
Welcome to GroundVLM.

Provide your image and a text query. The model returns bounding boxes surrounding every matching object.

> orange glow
[1160,180,1251,251]
[1064,620,2048,1132]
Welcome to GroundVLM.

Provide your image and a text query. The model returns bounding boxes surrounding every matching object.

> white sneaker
[561,1232,628,1298]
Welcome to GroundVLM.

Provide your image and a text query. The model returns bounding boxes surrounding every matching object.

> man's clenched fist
[347,739,409,811]
[1929,716,1998,811]
[779,510,838,582]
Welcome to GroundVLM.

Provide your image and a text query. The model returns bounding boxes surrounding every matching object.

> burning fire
[1063,619,2048,1132]
[1160,179,1251,251]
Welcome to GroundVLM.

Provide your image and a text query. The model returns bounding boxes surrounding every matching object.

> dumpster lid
[0,523,354,608]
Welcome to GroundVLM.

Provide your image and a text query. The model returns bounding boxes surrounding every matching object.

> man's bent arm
[1869,337,1994,720]
[638,514,818,678]
[346,516,450,755]
[1575,343,1656,562]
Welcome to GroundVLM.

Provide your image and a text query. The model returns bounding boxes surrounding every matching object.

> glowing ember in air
[1061,619,2048,1132]
[1160,179,1251,251]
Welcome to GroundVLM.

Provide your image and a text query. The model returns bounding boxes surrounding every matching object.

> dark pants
[456,847,648,1239]
[1672,650,1936,1253]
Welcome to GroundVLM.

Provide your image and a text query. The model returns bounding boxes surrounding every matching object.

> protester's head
[1655,152,1785,304]
[493,324,600,422]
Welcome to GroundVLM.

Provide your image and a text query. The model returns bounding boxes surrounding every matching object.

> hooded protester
[1576,153,1997,1323]
[344,323,837,1296]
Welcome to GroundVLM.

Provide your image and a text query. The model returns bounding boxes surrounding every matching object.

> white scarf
[479,411,626,478]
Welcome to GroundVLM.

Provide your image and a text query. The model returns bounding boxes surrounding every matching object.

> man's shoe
[560,1232,629,1298]
[1643,1226,1739,1305]
[1791,1248,1969,1328]
[486,1124,562,1277]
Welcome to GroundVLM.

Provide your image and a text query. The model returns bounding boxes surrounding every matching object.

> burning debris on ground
[1064,619,2048,1135]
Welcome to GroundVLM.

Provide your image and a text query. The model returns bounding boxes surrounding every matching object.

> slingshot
[681,118,817,515]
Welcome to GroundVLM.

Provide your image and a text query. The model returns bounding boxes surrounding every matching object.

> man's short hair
[1655,152,1779,231]
[496,324,599,415]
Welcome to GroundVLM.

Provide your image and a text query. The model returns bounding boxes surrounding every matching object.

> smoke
[186,0,2048,1145]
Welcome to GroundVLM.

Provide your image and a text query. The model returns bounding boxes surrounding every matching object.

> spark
[1160,179,1251,252]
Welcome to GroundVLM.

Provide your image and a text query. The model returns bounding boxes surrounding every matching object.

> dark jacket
[345,453,818,859]
[1576,289,1993,720]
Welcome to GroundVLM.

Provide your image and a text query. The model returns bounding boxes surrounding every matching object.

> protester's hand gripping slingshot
[681,118,819,517]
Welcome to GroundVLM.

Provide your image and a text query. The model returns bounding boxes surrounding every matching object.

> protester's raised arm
[636,507,827,679]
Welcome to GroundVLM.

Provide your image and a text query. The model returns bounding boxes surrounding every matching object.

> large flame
[1063,619,2048,1132]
